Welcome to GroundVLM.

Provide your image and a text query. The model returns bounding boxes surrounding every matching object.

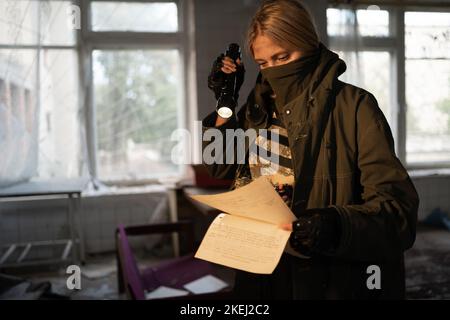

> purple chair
[115,220,231,300]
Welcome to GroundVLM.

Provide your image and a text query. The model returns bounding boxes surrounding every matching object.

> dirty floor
[2,223,449,300]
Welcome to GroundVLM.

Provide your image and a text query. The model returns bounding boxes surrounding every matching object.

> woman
[203,0,418,299]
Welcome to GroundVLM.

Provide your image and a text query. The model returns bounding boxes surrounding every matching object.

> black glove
[289,207,341,257]
[274,184,293,207]
[207,54,245,101]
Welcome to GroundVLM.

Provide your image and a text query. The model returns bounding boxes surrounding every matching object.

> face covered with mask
[246,34,321,126]
[260,52,320,110]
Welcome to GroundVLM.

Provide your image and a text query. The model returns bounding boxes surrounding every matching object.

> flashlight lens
[217,107,233,119]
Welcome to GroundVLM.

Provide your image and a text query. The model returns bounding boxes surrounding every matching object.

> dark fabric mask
[260,49,321,111]
[245,42,345,129]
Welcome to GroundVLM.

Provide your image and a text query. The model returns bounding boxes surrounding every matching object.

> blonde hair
[247,0,320,56]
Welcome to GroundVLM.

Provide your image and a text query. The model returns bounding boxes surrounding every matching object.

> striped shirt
[248,108,295,187]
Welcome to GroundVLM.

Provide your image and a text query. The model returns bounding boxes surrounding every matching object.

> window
[405,12,450,164]
[0,0,80,187]
[90,1,178,32]
[327,8,390,37]
[87,1,188,182]
[93,49,182,180]
[327,7,450,167]
[0,0,192,187]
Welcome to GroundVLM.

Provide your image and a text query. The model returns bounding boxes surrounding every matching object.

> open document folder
[189,176,303,274]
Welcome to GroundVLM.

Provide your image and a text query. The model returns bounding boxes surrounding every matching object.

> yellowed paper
[190,176,297,225]
[190,176,308,273]
[195,213,291,274]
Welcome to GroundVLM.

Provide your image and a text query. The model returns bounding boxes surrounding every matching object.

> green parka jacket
[201,43,419,299]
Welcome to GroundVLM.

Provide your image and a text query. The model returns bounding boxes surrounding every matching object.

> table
[0,178,88,268]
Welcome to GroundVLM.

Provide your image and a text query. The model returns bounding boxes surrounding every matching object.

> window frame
[79,0,197,185]
[327,4,450,169]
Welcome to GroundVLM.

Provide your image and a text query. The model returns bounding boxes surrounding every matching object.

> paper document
[183,275,228,294]
[189,176,300,274]
[145,286,189,299]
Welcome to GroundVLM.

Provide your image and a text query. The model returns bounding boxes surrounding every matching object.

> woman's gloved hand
[274,183,293,207]
[280,207,341,257]
[207,54,245,101]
